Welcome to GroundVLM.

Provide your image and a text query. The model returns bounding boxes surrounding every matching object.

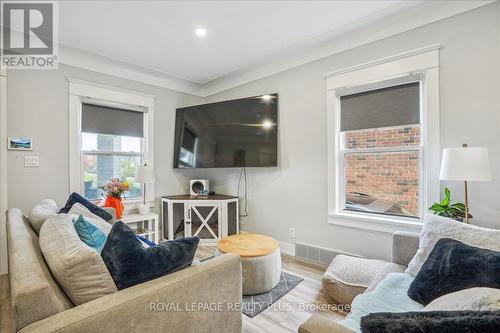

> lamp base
[138,204,150,215]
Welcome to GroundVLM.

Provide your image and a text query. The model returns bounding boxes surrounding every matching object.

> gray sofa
[299,231,420,333]
[6,208,243,333]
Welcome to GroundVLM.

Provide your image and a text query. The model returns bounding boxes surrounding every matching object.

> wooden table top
[217,233,279,258]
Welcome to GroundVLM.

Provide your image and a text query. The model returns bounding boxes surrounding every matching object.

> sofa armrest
[101,207,116,224]
[299,315,355,333]
[19,254,242,333]
[392,231,420,267]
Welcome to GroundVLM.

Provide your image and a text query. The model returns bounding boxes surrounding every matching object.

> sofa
[6,208,243,333]
[299,231,420,333]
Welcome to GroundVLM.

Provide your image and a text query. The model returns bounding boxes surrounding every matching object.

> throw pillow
[406,213,500,276]
[360,311,500,333]
[73,215,107,252]
[59,192,113,222]
[28,199,58,234]
[408,238,500,305]
[39,214,117,305]
[67,203,112,234]
[101,221,199,290]
[424,288,500,312]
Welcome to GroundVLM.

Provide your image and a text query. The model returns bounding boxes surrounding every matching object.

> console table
[161,195,239,245]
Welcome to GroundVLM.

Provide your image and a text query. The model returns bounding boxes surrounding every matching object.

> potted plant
[429,187,471,222]
[100,178,129,219]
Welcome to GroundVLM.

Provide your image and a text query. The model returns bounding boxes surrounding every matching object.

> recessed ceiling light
[195,27,207,37]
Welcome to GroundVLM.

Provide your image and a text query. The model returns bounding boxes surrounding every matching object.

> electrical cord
[237,167,248,217]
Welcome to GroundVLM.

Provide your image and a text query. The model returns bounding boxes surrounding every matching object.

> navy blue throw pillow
[101,221,199,290]
[408,238,500,305]
[361,311,500,333]
[58,192,113,222]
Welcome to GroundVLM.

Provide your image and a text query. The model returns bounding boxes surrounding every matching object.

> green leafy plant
[429,187,470,222]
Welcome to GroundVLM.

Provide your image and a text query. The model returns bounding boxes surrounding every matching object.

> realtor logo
[1,1,58,69]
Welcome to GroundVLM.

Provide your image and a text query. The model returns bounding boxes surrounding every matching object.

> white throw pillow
[39,214,117,305]
[424,288,500,311]
[406,213,500,276]
[28,199,58,234]
[67,203,112,234]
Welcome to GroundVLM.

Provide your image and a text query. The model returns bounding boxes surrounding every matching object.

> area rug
[242,272,303,318]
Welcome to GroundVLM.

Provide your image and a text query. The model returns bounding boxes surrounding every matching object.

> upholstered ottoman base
[322,254,402,305]
[217,233,282,295]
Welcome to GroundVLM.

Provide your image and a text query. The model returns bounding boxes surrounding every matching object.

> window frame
[326,45,440,233]
[69,79,155,211]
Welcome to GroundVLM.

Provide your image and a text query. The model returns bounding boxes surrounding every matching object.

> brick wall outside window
[344,126,420,216]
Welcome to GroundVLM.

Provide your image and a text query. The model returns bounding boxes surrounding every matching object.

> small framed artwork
[8,137,33,150]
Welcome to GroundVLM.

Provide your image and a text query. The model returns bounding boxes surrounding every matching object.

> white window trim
[69,79,155,211]
[326,45,440,233]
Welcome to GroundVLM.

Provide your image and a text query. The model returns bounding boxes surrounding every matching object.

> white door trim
[0,66,8,274]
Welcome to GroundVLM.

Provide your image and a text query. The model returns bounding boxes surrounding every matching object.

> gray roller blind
[340,82,420,132]
[82,103,144,137]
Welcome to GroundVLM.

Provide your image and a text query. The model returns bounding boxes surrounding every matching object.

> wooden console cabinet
[161,194,239,245]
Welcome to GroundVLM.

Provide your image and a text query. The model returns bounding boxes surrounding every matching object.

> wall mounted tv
[173,94,278,168]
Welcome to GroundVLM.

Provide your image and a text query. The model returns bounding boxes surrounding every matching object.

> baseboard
[278,241,295,256]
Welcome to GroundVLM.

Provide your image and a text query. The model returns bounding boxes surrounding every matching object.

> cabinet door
[186,203,222,241]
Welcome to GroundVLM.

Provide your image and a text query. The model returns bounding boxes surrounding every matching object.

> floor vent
[295,242,361,266]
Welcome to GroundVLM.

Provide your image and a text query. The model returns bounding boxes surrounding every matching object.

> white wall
[6,64,203,215]
[181,3,500,260]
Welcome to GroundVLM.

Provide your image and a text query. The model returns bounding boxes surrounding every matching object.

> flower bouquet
[100,178,129,218]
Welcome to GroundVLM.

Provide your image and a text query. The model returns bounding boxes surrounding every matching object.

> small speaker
[190,180,209,196]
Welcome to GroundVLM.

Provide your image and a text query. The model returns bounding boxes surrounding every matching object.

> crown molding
[59,44,204,96]
[55,1,494,97]
[201,0,494,96]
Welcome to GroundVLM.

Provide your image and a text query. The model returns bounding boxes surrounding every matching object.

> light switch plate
[24,156,39,167]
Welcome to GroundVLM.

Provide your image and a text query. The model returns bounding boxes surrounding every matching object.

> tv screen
[173,94,278,168]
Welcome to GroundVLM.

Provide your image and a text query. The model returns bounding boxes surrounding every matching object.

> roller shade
[82,103,144,138]
[340,82,420,132]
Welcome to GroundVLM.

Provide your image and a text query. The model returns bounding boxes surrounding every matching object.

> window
[69,79,155,208]
[326,46,441,230]
[339,81,422,219]
[80,103,146,201]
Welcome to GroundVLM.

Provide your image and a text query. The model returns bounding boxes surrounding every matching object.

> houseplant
[100,178,129,219]
[429,187,471,222]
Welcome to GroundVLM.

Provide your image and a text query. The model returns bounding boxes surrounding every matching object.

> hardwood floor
[0,247,344,333]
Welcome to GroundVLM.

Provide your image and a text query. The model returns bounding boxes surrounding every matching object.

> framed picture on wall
[7,137,33,150]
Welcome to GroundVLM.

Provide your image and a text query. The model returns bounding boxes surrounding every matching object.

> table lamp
[136,164,155,215]
[439,144,491,223]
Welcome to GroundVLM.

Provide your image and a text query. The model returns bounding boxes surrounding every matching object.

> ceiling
[57,1,494,96]
[60,1,405,84]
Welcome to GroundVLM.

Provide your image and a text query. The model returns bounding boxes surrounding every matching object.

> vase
[104,195,124,219]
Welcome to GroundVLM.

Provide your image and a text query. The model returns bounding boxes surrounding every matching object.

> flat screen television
[173,94,278,168]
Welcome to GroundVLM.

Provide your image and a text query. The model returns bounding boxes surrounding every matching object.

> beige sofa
[6,208,243,333]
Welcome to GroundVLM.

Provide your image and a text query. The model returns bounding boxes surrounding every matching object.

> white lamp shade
[440,147,491,181]
[136,165,155,183]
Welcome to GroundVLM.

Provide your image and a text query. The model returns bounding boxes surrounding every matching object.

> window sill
[328,211,423,234]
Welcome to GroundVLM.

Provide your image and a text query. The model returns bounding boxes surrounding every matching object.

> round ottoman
[217,233,281,295]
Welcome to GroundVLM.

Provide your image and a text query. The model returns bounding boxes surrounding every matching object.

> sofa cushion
[408,238,500,305]
[6,209,72,331]
[424,288,500,312]
[406,213,500,276]
[101,221,199,289]
[360,310,500,333]
[59,192,113,222]
[28,199,58,234]
[339,273,423,333]
[39,214,118,305]
[73,215,107,252]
